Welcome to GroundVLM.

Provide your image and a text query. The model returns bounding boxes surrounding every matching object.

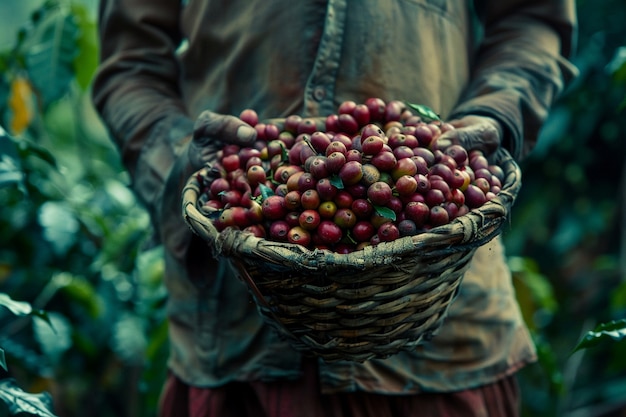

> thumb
[430,129,460,152]
[193,110,257,147]
[431,116,501,155]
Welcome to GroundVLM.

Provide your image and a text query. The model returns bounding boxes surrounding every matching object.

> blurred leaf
[0,348,6,371]
[37,201,79,256]
[21,3,79,107]
[606,46,626,82]
[104,179,140,209]
[0,294,51,328]
[70,4,98,90]
[0,126,24,188]
[59,275,103,319]
[509,257,557,312]
[136,245,165,288]
[139,318,168,410]
[610,280,626,313]
[533,332,565,395]
[533,107,572,158]
[0,153,23,188]
[0,338,50,376]
[33,312,72,364]
[0,76,9,119]
[573,319,626,353]
[510,256,558,333]
[144,319,168,362]
[15,136,57,169]
[0,378,57,417]
[550,214,584,255]
[111,314,147,365]
[0,293,33,316]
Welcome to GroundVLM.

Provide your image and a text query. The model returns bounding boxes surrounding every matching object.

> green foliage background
[0,1,625,416]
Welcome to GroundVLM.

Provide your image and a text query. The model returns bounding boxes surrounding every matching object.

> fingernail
[237,125,256,144]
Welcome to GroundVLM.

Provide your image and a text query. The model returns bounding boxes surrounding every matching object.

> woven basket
[182,148,521,362]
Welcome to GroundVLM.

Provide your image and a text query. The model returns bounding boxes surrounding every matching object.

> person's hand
[158,110,257,263]
[189,110,258,170]
[432,115,503,156]
[260,116,327,135]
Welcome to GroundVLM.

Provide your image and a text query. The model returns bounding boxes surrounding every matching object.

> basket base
[242,260,468,363]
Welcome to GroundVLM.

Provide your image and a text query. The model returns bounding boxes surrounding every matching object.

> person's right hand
[189,110,258,170]
[158,110,257,261]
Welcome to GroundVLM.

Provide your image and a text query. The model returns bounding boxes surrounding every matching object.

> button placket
[303,0,348,117]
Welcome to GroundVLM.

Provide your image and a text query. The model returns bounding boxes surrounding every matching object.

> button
[313,86,326,101]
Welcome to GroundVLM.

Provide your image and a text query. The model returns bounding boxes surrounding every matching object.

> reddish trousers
[159,359,520,417]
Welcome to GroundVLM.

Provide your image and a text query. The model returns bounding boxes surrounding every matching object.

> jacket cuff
[449,96,524,161]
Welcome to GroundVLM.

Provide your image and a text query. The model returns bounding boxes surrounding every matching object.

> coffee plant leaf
[37,201,79,257]
[0,126,22,185]
[404,102,441,123]
[0,127,57,170]
[0,379,58,417]
[33,312,72,364]
[70,4,98,91]
[111,314,148,365]
[573,319,626,353]
[373,205,396,222]
[0,293,51,328]
[259,183,274,200]
[329,174,344,189]
[0,293,32,317]
[607,46,626,82]
[21,3,79,108]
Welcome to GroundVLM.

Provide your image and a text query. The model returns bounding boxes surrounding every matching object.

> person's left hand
[432,115,503,156]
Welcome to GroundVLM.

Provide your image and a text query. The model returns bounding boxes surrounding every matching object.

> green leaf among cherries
[329,174,344,190]
[404,102,441,123]
[373,205,397,222]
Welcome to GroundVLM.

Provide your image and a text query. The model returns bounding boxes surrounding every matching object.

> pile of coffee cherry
[196,98,504,253]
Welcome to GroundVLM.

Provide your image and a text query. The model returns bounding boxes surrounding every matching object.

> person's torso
[165,0,535,392]
[178,0,473,120]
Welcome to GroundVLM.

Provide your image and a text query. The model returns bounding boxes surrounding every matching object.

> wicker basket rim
[182,147,521,264]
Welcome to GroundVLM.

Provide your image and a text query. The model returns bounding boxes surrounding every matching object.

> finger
[261,118,286,131]
[434,123,500,155]
[193,110,257,147]
[448,119,467,129]
[436,128,494,154]
[431,129,466,152]
[262,116,327,134]
[464,122,501,154]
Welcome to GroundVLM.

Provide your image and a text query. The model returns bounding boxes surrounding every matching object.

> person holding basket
[92,1,578,416]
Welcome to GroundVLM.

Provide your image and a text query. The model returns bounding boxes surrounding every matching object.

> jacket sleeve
[91,0,195,227]
[449,0,579,160]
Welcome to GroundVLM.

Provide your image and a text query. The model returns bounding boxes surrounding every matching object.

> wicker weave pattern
[182,149,521,362]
